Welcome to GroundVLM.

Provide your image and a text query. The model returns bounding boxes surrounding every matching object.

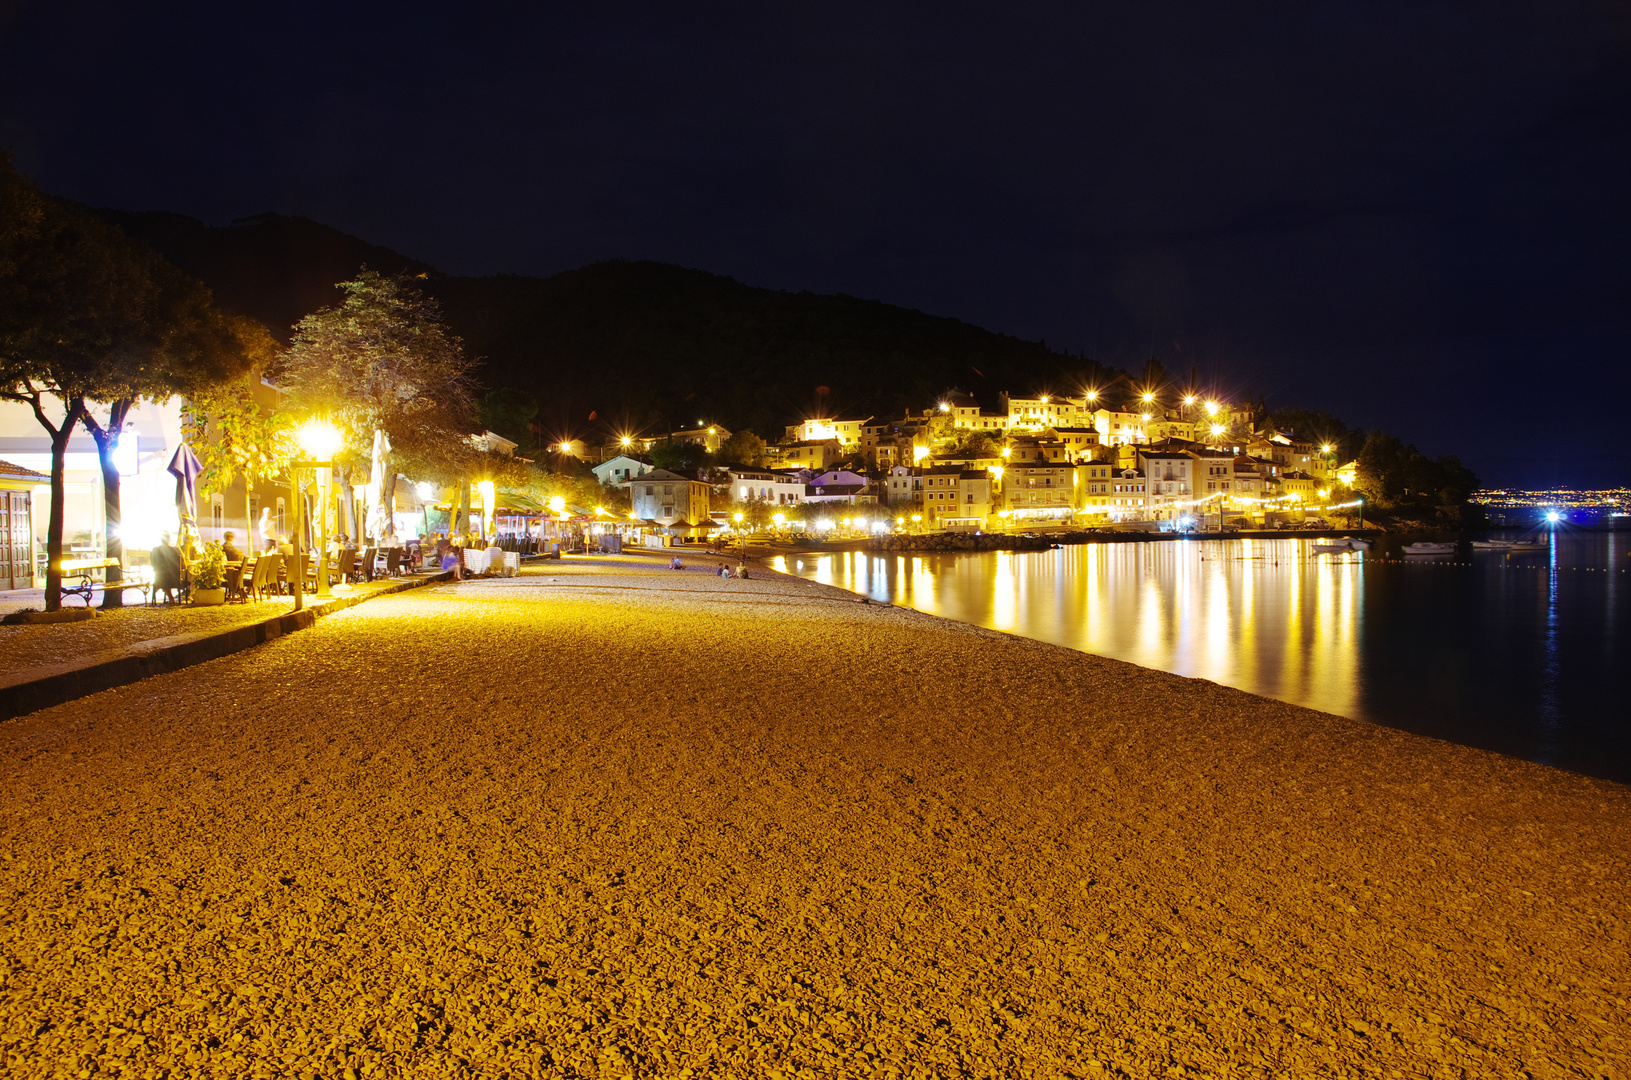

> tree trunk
[84,398,135,609]
[32,396,85,613]
[383,470,398,541]
[457,478,471,543]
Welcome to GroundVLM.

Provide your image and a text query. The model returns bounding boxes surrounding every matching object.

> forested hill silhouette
[102,210,1120,443]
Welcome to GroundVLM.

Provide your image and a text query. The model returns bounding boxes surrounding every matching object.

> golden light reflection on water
[792,540,1367,720]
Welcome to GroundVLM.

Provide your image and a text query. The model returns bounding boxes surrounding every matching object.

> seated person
[437,538,462,580]
[220,530,243,563]
[277,534,295,559]
[150,532,183,603]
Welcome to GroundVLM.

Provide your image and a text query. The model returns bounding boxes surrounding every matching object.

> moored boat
[1403,542,1457,555]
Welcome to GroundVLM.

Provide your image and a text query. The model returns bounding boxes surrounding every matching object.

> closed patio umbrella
[167,443,202,551]
[364,429,391,542]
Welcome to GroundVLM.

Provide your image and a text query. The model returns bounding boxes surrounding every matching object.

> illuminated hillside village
[591,388,1360,539]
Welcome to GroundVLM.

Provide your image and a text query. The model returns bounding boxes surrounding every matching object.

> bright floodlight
[1183,395,1195,405]
[773,512,786,525]
[1085,390,1098,401]
[939,402,950,412]
[1211,424,1225,436]
[1205,401,1219,416]
[733,511,744,523]
[296,419,343,460]
[1142,392,1155,403]
[620,435,632,447]
[1321,443,1333,453]
[1545,511,1561,523]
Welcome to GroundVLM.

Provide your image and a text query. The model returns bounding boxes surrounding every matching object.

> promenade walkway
[0,557,1625,1077]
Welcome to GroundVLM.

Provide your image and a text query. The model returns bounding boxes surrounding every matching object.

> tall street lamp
[292,420,344,609]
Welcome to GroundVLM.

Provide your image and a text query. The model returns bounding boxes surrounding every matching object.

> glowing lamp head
[939,402,950,412]
[1205,401,1219,416]
[296,420,343,461]
[547,495,567,515]
[773,512,786,525]
[1211,424,1226,437]
[1183,395,1195,405]
[1142,392,1154,403]
[1545,511,1561,523]
[621,435,632,447]
[733,511,744,523]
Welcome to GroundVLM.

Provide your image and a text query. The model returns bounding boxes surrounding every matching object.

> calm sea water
[776,532,1631,785]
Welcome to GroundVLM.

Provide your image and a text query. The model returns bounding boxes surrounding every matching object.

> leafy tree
[947,429,1001,458]
[79,298,253,607]
[718,428,766,466]
[0,155,249,608]
[270,271,477,541]
[478,387,538,449]
[1356,430,1479,509]
[178,318,293,544]
[649,439,713,475]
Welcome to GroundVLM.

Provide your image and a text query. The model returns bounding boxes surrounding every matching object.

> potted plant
[190,541,228,606]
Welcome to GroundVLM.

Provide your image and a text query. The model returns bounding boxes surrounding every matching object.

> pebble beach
[0,555,1626,1078]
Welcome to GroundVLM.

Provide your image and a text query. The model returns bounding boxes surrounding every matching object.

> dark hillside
[104,211,1119,444]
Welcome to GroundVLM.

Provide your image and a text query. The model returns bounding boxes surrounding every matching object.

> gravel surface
[1,555,1626,1078]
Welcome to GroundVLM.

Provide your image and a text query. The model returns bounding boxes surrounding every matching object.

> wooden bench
[56,558,152,606]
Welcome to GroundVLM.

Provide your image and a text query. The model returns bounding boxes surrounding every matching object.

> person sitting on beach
[670,555,683,570]
[220,531,242,563]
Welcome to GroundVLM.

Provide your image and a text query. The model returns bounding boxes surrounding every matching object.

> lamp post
[734,510,746,565]
[290,420,344,610]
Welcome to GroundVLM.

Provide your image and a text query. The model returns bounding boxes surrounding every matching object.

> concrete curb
[0,571,453,723]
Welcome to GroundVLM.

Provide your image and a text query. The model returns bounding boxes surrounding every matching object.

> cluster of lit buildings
[593,388,1364,536]
[1471,488,1630,528]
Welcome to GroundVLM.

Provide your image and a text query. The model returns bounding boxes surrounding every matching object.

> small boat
[1310,542,1352,554]
[1342,537,1373,551]
[1472,538,1548,553]
[1402,542,1456,555]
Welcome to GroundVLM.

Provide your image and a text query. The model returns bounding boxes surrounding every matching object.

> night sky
[3,2,1628,487]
